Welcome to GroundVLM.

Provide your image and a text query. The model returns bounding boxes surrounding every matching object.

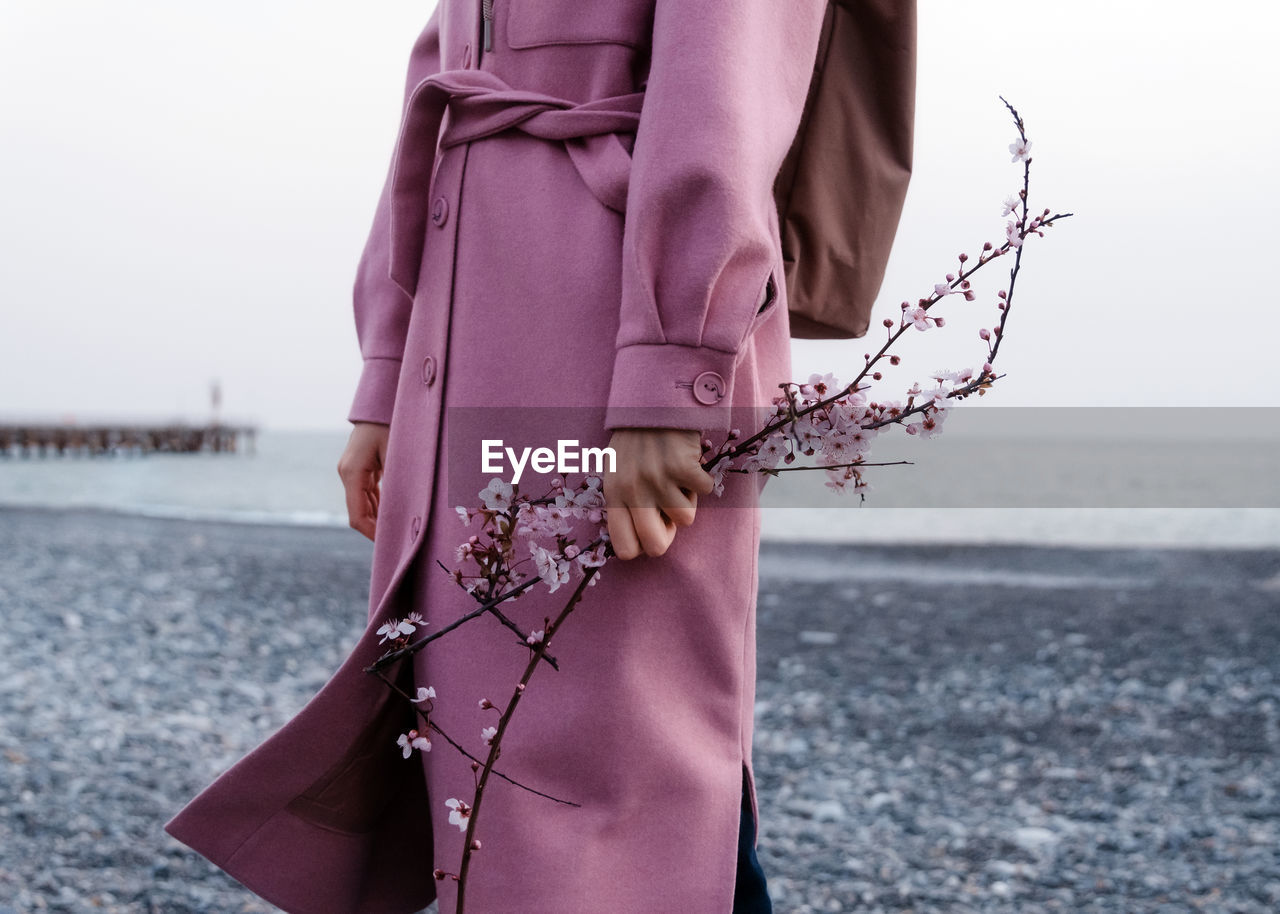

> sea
[2,425,1279,549]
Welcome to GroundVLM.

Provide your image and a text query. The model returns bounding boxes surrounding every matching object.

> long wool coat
[165,1,830,911]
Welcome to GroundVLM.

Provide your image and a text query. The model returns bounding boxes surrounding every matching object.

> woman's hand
[338,421,390,541]
[603,427,715,560]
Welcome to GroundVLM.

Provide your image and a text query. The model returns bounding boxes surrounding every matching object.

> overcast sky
[2,1,1276,431]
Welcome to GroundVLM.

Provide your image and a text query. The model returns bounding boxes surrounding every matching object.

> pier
[0,422,258,457]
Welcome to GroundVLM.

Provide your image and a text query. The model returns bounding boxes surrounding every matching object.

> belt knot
[388,68,645,297]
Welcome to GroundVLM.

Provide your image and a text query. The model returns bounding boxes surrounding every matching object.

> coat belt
[388,68,646,297]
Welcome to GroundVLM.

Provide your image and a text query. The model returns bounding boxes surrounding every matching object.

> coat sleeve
[346,8,443,426]
[603,0,829,433]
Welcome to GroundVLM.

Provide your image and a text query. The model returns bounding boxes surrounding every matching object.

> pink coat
[164,1,830,911]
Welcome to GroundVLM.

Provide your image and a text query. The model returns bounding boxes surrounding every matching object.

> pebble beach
[0,506,1277,913]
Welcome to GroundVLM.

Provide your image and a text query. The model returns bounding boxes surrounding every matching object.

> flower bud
[434,869,447,880]
[471,839,482,850]
[958,252,968,262]
[882,318,894,328]
[479,698,492,710]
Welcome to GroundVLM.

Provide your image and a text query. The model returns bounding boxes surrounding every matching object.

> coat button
[692,371,726,405]
[410,516,422,540]
[431,195,449,227]
[421,355,437,386]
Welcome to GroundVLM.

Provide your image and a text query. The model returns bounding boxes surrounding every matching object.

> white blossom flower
[456,506,472,527]
[445,798,471,833]
[526,629,545,646]
[397,729,431,758]
[479,478,514,512]
[1005,219,1024,249]
[1009,137,1032,163]
[411,686,437,703]
[1002,194,1020,216]
[377,617,418,644]
[481,726,498,746]
[576,543,608,568]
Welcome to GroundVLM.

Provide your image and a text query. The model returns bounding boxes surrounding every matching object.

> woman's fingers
[339,422,390,543]
[658,485,697,529]
[605,495,643,560]
[674,460,716,496]
[343,470,377,541]
[629,505,678,557]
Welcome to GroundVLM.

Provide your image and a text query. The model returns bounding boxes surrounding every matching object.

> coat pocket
[505,0,652,49]
[739,267,783,349]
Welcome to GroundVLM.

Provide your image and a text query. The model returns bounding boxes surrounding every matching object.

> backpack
[773,0,918,340]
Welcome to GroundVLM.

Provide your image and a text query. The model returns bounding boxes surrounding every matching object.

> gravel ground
[0,506,1277,913]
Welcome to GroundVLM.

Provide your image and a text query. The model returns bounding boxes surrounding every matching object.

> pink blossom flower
[445,798,472,833]
[1005,220,1024,249]
[481,726,498,745]
[576,543,608,568]
[749,434,788,470]
[411,686,436,703]
[904,305,935,331]
[479,478,514,512]
[530,543,570,593]
[397,729,431,758]
[799,372,839,399]
[1009,137,1032,162]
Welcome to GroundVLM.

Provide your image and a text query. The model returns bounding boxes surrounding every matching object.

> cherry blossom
[1009,137,1032,162]
[526,629,545,646]
[530,542,570,593]
[377,616,418,644]
[445,798,472,833]
[481,726,497,746]
[411,686,437,704]
[479,478,514,512]
[1002,194,1020,216]
[799,372,839,399]
[397,729,431,758]
[903,304,938,331]
[456,506,472,527]
[576,543,608,568]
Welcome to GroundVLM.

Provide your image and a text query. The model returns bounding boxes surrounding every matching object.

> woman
[166,2,830,911]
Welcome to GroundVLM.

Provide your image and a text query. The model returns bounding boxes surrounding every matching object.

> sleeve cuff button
[692,371,726,405]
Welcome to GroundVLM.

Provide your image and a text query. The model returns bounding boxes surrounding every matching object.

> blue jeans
[733,768,772,914]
